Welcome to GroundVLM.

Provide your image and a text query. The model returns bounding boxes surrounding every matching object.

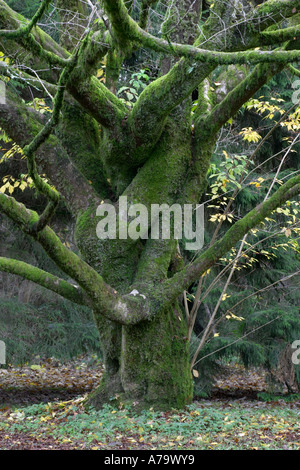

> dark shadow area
[0,386,91,407]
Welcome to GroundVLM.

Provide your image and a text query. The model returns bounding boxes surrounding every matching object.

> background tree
[0,0,300,410]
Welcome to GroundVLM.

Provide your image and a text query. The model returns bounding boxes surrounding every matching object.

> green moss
[58,100,109,198]
[135,238,177,286]
[0,257,88,305]
[253,0,300,19]
[68,75,127,131]
[87,301,194,412]
[120,303,193,411]
[75,205,142,291]
[84,369,124,410]
[0,0,51,39]
[105,48,125,93]
[124,116,191,206]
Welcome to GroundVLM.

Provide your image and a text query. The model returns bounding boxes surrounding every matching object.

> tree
[0,0,300,410]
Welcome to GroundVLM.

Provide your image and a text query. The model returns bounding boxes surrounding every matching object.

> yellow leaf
[192,369,199,378]
[221,293,230,301]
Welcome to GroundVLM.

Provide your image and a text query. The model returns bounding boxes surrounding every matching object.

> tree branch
[288,63,300,77]
[0,88,101,216]
[0,192,151,325]
[0,0,51,39]
[0,0,126,131]
[22,50,81,233]
[104,0,300,162]
[139,0,157,30]
[251,0,300,31]
[102,0,300,64]
[198,61,285,139]
[159,173,300,306]
[259,24,300,46]
[0,256,91,307]
[197,32,300,142]
[0,0,70,67]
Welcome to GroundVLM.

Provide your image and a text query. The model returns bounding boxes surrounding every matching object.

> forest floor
[0,356,299,450]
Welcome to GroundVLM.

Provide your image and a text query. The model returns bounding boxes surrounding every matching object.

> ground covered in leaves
[0,357,299,450]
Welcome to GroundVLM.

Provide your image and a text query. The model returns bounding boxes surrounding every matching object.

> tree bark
[88,302,193,411]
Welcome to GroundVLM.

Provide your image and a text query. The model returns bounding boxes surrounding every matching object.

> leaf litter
[0,357,299,450]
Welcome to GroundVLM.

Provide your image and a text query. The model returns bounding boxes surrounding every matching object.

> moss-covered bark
[57,99,110,198]
[0,88,98,216]
[0,256,89,305]
[56,0,88,51]
[120,303,193,410]
[88,302,193,411]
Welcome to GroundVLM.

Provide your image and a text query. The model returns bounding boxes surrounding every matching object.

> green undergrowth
[257,392,300,403]
[0,397,299,450]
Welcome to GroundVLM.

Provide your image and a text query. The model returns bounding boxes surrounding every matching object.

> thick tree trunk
[87,303,193,411]
[72,84,195,410]
[72,128,194,410]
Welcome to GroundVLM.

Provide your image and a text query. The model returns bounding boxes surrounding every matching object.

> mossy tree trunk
[0,0,300,410]
[89,302,193,410]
